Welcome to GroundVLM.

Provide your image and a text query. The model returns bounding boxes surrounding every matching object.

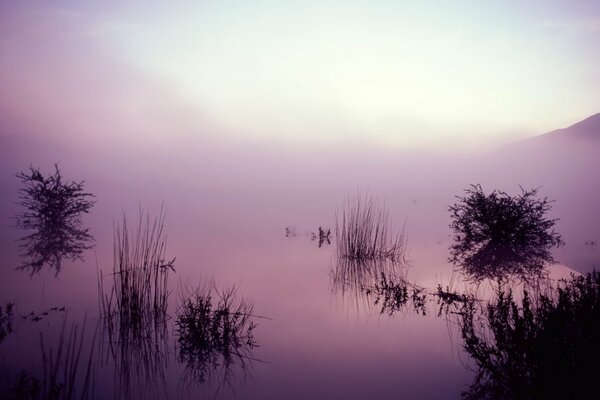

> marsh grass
[332,194,411,310]
[97,209,174,399]
[99,208,174,328]
[175,281,261,395]
[459,272,600,399]
[335,194,406,263]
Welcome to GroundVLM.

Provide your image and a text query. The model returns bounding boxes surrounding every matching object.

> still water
[0,133,597,399]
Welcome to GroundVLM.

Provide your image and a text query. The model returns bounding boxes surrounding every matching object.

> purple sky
[1,1,599,151]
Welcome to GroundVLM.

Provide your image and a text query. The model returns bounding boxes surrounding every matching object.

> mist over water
[1,117,598,398]
[1,3,599,399]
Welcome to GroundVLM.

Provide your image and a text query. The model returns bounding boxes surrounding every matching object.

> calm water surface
[0,135,596,399]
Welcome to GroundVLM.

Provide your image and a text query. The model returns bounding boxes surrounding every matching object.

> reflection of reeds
[332,194,409,309]
[4,316,97,400]
[98,314,169,400]
[335,195,406,263]
[175,281,260,395]
[0,303,14,344]
[97,209,174,399]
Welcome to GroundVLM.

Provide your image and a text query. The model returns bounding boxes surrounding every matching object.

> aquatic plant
[175,282,259,394]
[460,271,600,399]
[311,227,331,248]
[99,209,174,329]
[98,209,173,398]
[14,164,95,275]
[335,194,406,263]
[449,185,563,282]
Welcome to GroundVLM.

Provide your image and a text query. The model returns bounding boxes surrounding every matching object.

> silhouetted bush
[461,271,600,399]
[15,164,95,275]
[449,185,563,281]
[175,283,258,392]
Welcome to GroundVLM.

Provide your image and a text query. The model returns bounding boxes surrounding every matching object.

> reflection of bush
[460,271,600,399]
[449,185,563,282]
[175,284,257,390]
[15,164,95,275]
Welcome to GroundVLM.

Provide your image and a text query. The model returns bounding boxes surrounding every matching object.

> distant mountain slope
[542,113,600,141]
[481,113,600,274]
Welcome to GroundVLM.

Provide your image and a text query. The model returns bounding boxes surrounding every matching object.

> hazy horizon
[2,1,600,153]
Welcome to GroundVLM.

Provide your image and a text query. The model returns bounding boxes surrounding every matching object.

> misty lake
[1,112,599,399]
[2,2,600,398]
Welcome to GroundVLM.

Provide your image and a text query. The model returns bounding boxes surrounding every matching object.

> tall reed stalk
[335,194,406,263]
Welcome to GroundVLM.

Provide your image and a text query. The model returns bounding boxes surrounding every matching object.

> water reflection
[285,225,332,248]
[175,282,261,396]
[0,303,14,344]
[311,227,331,248]
[98,313,169,399]
[0,316,97,400]
[331,194,410,311]
[459,271,600,399]
[14,165,95,276]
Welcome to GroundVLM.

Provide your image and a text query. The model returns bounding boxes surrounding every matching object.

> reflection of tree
[460,272,600,399]
[449,185,563,282]
[14,164,95,275]
[175,283,260,395]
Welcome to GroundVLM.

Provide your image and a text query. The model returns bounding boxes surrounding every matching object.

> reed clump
[335,195,406,263]
[175,282,259,390]
[99,208,174,331]
[98,209,174,398]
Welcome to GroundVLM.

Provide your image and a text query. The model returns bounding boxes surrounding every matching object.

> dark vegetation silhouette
[98,209,173,399]
[460,271,600,399]
[14,164,95,276]
[335,194,406,263]
[1,317,97,400]
[311,227,331,248]
[449,185,563,282]
[330,194,468,316]
[175,282,261,396]
[332,194,409,307]
[0,303,15,344]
